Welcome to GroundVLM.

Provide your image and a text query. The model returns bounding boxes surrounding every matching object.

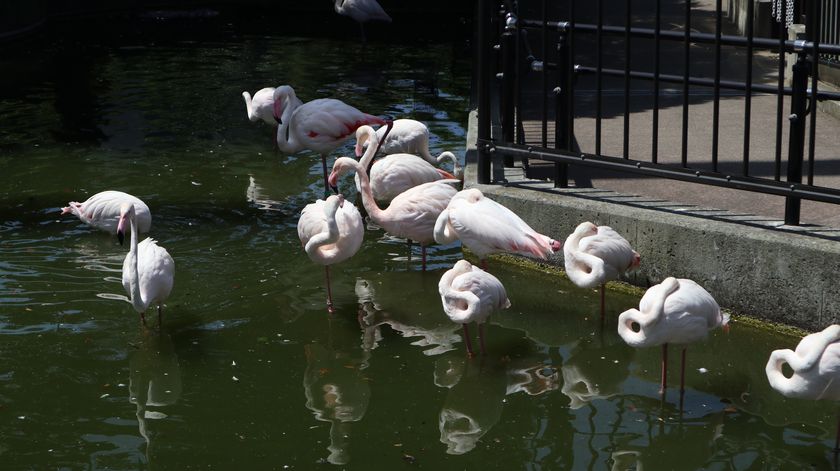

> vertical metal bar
[501,10,516,167]
[596,0,603,156]
[712,0,721,172]
[477,0,491,184]
[743,0,754,176]
[785,52,809,226]
[554,0,572,188]
[515,3,524,146]
[807,0,821,185]
[541,0,548,148]
[774,0,787,181]
[681,0,691,167]
[623,0,631,159]
[652,0,661,164]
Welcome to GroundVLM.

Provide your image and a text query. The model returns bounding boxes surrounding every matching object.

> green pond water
[0,14,837,470]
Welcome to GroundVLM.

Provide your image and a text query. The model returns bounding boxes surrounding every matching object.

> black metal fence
[475,0,840,225]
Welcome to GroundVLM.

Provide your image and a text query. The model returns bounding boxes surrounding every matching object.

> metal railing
[475,0,840,225]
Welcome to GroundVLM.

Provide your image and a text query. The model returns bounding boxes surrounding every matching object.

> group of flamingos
[61,84,840,449]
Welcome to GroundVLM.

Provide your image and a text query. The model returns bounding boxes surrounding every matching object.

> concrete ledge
[465,110,840,331]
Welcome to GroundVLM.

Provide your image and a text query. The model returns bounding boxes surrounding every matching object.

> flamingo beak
[116,216,126,245]
[330,184,339,194]
[273,100,284,124]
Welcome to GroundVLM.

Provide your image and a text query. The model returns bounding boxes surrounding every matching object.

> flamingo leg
[480,259,487,270]
[140,311,147,326]
[679,347,687,411]
[406,239,412,264]
[600,284,606,324]
[421,245,427,271]
[158,305,163,327]
[835,411,840,451]
[321,154,330,197]
[660,343,669,396]
[325,265,335,314]
[478,323,487,356]
[462,323,475,357]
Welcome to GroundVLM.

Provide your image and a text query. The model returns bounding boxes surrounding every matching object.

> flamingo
[62,190,151,235]
[765,324,840,449]
[333,0,391,42]
[328,157,458,270]
[242,87,277,126]
[297,194,364,313]
[439,260,510,356]
[355,120,462,178]
[353,128,458,204]
[563,221,640,323]
[117,203,174,326]
[433,188,561,269]
[617,277,728,400]
[273,87,386,192]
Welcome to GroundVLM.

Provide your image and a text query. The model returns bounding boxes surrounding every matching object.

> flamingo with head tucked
[617,277,728,400]
[765,324,840,449]
[439,260,510,356]
[329,157,458,270]
[273,87,386,193]
[352,128,458,204]
[563,221,640,323]
[242,87,278,126]
[433,188,561,269]
[355,120,462,178]
[298,194,364,313]
[62,190,151,235]
[117,203,174,327]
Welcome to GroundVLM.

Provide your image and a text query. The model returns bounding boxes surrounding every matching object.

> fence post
[554,27,570,188]
[477,0,492,184]
[784,46,809,226]
[501,11,517,167]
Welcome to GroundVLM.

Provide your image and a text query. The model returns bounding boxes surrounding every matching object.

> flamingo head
[576,221,598,237]
[272,86,294,124]
[328,157,359,193]
[354,126,374,158]
[629,250,641,270]
[549,239,562,252]
[116,202,135,245]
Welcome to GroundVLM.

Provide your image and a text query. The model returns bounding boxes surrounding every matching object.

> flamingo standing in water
[355,120,462,178]
[333,0,391,42]
[563,222,640,322]
[273,87,386,193]
[433,188,561,269]
[765,324,840,449]
[353,128,458,204]
[329,157,458,270]
[297,194,364,313]
[117,203,174,326]
[439,260,511,356]
[617,277,728,400]
[62,190,151,234]
[242,87,277,126]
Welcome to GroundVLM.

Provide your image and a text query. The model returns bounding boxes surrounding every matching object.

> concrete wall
[465,111,840,331]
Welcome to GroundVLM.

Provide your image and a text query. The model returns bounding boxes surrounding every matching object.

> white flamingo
[62,190,151,234]
[273,87,385,192]
[329,157,458,270]
[434,188,561,268]
[333,0,391,42]
[118,203,174,326]
[352,128,458,204]
[355,120,462,178]
[563,221,640,322]
[617,277,728,397]
[765,324,840,449]
[298,194,364,313]
[439,260,510,356]
[242,87,277,125]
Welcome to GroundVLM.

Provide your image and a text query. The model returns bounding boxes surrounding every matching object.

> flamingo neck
[435,151,462,177]
[766,350,804,397]
[351,159,386,223]
[643,278,680,328]
[242,92,254,120]
[128,214,144,312]
[305,201,341,258]
[357,128,379,172]
[276,120,299,153]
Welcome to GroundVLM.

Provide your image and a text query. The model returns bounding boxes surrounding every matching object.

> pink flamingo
[563,222,640,322]
[62,190,152,235]
[329,157,458,270]
[433,188,561,268]
[273,87,385,191]
[352,128,457,204]
[618,277,728,399]
[355,120,462,178]
[333,0,391,42]
[297,194,364,313]
[439,260,511,356]
[242,87,277,126]
[765,324,840,450]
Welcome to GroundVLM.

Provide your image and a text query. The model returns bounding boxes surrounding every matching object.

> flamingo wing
[381,180,458,243]
[297,199,329,248]
[578,226,636,273]
[333,201,365,264]
[292,99,384,151]
[136,238,175,308]
[376,120,430,155]
[371,154,444,202]
[69,191,152,233]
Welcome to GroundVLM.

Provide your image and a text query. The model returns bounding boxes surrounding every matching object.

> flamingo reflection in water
[303,320,371,465]
[129,332,182,464]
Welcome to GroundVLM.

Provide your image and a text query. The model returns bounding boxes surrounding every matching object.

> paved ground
[509,1,840,229]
